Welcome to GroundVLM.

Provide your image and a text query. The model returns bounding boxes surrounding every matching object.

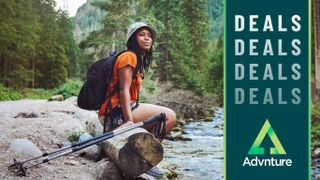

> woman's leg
[131,103,176,136]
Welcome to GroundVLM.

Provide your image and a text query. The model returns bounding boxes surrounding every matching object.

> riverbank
[0,98,221,179]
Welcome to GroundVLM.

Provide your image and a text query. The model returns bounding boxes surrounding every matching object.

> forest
[0,0,224,103]
[0,0,78,89]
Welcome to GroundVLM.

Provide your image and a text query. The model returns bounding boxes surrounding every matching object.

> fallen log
[99,127,163,177]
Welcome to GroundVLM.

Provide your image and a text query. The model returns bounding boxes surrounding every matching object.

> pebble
[203,116,214,122]
[49,95,64,101]
[171,127,183,132]
[314,148,320,156]
[78,133,93,142]
[168,132,192,141]
[65,160,80,165]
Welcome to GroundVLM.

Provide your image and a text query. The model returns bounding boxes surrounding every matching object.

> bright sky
[54,0,87,17]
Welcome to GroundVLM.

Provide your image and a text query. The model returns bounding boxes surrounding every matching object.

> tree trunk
[3,57,6,85]
[112,32,115,52]
[32,56,35,88]
[99,127,163,177]
[8,60,11,87]
[314,0,320,89]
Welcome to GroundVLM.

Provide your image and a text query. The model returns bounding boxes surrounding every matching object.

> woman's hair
[126,31,153,77]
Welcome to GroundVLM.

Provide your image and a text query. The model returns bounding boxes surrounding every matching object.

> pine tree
[56,10,80,78]
[0,0,41,89]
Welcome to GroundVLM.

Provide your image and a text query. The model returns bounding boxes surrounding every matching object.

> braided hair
[126,30,153,77]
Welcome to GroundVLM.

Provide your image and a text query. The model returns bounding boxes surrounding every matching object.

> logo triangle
[248,119,286,155]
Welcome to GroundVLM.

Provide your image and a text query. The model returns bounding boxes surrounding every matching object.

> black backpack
[78,50,138,110]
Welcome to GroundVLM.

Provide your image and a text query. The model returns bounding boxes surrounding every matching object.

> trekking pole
[9,113,166,176]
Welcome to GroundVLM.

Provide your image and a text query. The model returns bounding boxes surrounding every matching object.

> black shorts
[105,102,139,132]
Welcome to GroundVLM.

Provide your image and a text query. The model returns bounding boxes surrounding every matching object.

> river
[312,157,320,180]
[162,108,224,180]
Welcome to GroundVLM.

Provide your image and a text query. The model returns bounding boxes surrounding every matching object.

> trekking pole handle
[143,113,166,126]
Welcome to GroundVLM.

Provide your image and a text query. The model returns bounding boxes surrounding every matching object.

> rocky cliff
[72,0,105,43]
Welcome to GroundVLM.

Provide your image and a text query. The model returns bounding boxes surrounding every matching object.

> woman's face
[135,28,153,51]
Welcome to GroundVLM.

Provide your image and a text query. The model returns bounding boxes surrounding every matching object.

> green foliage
[0,0,224,100]
[139,71,156,103]
[0,0,79,89]
[146,0,213,95]
[312,103,320,147]
[209,34,224,104]
[76,0,223,97]
[312,123,320,147]
[22,88,55,100]
[0,84,22,101]
[67,130,83,143]
[55,79,83,99]
[207,0,224,39]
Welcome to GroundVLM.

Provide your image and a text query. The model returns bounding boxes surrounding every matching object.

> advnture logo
[243,119,292,167]
[248,119,286,155]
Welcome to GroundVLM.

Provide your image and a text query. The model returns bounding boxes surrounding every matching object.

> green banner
[225,0,310,179]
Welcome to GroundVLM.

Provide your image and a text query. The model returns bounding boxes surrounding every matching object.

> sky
[54,0,87,17]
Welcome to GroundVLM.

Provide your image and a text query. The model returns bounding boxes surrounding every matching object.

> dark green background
[226,0,309,179]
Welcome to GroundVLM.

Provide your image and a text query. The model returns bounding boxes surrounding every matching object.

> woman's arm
[118,66,134,122]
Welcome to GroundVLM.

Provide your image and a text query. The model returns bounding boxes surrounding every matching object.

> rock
[9,139,42,157]
[177,119,186,126]
[168,132,191,141]
[138,173,169,180]
[187,118,193,123]
[95,159,123,180]
[84,121,97,136]
[65,160,80,165]
[78,145,103,162]
[65,96,78,103]
[55,119,84,140]
[203,116,214,122]
[314,148,320,157]
[78,133,103,162]
[78,133,93,142]
[170,131,182,138]
[171,126,183,133]
[49,95,64,101]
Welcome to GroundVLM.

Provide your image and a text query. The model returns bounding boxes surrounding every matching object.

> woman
[98,21,176,177]
[98,22,176,175]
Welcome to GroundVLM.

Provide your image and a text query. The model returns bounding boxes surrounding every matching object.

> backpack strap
[102,50,140,133]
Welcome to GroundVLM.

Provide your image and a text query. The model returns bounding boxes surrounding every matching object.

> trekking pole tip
[8,158,28,176]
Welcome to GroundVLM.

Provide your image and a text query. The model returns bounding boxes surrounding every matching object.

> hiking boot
[146,166,164,177]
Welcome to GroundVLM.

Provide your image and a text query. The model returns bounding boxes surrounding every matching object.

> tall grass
[0,79,84,101]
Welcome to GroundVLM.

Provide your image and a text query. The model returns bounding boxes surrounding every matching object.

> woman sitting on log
[98,22,177,177]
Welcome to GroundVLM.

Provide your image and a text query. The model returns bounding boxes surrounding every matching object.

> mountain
[72,0,106,43]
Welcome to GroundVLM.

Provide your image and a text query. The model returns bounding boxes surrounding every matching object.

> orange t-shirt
[98,51,142,116]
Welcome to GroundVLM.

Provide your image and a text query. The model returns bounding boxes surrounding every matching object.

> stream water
[162,108,320,179]
[162,108,224,180]
[312,157,320,180]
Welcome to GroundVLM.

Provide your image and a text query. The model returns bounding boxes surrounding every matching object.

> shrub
[55,79,83,99]
[0,84,22,101]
